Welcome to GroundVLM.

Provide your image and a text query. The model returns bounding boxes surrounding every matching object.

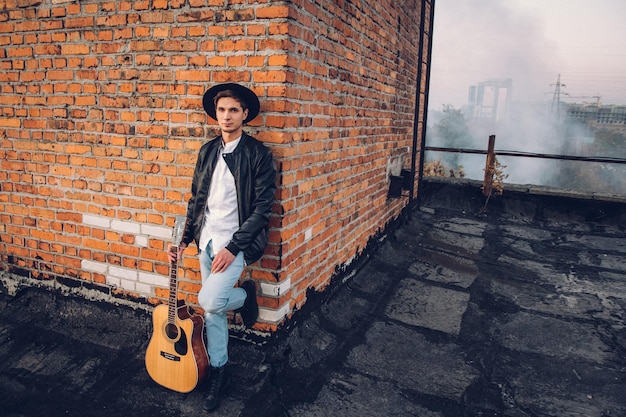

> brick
[178,10,214,23]
[14,20,39,32]
[47,70,73,80]
[7,46,32,57]
[217,38,254,52]
[256,5,291,19]
[140,11,175,23]
[175,69,210,81]
[64,17,94,29]
[0,118,21,128]
[109,265,137,281]
[96,14,127,26]
[163,40,197,51]
[129,40,161,51]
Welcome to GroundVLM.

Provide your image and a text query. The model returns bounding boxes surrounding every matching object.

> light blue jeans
[198,241,246,368]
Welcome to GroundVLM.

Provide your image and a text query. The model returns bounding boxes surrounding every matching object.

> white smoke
[429,0,562,111]
[426,0,625,194]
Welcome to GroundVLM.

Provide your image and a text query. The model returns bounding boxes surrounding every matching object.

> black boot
[203,365,227,412]
[236,280,258,327]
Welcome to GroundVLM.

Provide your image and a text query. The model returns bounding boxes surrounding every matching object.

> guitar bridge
[160,351,181,362]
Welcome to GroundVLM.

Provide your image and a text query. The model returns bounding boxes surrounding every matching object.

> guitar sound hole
[163,323,189,356]
[165,323,179,340]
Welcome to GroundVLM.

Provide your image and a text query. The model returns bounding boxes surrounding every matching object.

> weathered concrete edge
[423,176,626,204]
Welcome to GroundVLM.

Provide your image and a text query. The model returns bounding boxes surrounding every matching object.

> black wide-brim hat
[202,83,260,124]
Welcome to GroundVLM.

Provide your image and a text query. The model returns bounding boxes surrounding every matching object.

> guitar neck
[167,247,179,323]
[165,215,187,323]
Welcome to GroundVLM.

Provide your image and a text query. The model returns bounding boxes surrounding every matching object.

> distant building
[567,103,626,127]
[468,78,513,123]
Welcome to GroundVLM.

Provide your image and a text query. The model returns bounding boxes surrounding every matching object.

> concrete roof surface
[1,182,625,417]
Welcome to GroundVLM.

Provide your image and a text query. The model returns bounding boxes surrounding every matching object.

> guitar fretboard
[167,250,178,325]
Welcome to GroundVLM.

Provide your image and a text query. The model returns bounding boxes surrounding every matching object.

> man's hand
[211,247,236,273]
[167,242,187,263]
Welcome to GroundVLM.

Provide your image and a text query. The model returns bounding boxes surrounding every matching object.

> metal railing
[424,134,626,197]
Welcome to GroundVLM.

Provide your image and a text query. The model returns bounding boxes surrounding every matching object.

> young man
[167,83,276,412]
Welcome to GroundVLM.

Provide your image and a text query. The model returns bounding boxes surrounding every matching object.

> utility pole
[550,74,566,121]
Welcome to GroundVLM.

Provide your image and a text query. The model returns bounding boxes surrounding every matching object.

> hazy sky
[429,0,626,110]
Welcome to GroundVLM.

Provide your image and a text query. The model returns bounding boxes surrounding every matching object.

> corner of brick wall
[273,0,425,317]
[0,0,428,332]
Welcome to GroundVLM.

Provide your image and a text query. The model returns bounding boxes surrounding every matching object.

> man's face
[215,97,248,135]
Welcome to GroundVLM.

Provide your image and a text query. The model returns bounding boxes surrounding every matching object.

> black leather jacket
[183,132,276,265]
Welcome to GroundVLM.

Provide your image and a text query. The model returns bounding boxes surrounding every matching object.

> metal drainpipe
[409,0,436,212]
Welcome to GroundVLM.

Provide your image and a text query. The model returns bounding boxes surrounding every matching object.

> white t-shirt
[198,138,240,254]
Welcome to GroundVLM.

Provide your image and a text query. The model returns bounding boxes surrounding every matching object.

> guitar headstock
[172,215,187,248]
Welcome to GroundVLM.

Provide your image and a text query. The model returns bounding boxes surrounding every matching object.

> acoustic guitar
[145,215,209,393]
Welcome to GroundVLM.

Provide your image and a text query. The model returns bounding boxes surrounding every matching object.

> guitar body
[145,300,209,393]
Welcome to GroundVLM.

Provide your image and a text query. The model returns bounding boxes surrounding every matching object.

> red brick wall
[0,0,429,331]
